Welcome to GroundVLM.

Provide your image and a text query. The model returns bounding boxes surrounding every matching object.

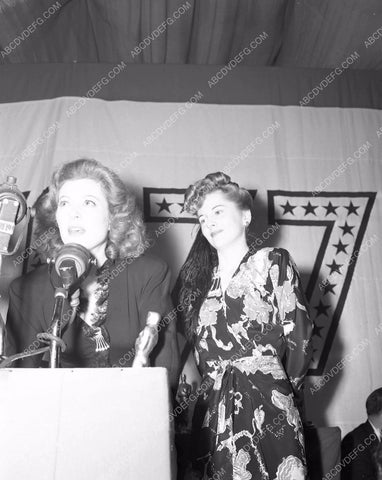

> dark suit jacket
[5,253,180,388]
[341,420,380,480]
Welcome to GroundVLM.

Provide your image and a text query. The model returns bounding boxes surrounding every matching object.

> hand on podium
[132,311,160,368]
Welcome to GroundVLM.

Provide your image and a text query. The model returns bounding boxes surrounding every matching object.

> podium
[0,368,174,480]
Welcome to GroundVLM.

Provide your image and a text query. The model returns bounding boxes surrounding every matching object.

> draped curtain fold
[0,0,380,68]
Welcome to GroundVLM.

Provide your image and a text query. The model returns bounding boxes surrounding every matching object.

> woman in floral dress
[178,172,313,480]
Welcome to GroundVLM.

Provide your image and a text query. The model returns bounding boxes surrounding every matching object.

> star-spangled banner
[143,188,257,223]
[145,187,376,375]
[268,191,376,375]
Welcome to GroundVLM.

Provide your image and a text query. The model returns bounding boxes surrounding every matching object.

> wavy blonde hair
[34,158,146,261]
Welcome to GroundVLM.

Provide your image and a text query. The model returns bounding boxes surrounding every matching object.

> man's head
[366,387,382,428]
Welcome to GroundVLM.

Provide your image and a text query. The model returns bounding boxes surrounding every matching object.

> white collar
[368,419,381,441]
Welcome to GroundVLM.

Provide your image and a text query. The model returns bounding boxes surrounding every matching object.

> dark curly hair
[33,158,146,261]
[178,172,254,341]
[183,171,253,216]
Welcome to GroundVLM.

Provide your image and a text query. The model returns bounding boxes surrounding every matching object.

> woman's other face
[197,190,249,252]
[56,178,110,263]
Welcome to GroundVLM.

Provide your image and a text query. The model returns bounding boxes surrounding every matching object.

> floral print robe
[191,248,313,480]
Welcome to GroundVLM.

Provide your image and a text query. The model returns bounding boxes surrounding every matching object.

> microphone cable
[0,289,81,368]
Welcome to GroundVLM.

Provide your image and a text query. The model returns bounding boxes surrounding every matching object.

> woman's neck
[217,243,249,272]
[217,243,248,293]
[91,244,108,268]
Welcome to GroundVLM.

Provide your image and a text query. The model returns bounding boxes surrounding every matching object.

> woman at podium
[177,172,313,479]
[5,159,179,387]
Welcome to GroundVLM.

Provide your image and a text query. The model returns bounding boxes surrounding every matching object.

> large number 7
[268,191,376,376]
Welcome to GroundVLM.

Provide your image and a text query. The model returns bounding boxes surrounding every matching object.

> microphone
[0,176,28,255]
[0,177,29,357]
[46,244,96,368]
[57,258,78,290]
[50,243,95,291]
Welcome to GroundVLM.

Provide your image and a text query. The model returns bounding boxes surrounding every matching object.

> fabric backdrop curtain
[0,89,381,437]
[0,0,380,68]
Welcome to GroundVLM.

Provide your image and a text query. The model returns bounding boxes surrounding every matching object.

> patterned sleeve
[270,248,313,396]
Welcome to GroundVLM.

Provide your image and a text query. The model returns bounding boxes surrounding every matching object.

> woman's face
[56,178,110,263]
[197,190,250,252]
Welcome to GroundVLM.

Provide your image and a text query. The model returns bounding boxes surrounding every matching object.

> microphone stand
[0,287,77,369]
[0,244,94,369]
[0,346,50,368]
[0,311,5,360]
[49,287,69,368]
[46,244,95,368]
